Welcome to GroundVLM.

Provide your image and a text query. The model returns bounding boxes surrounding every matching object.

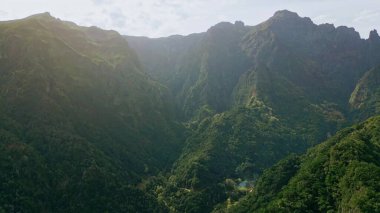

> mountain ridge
[0,13,183,212]
[0,10,380,212]
[126,10,380,212]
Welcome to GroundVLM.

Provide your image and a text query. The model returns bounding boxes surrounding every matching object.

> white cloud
[0,0,379,38]
[354,10,380,23]
[91,0,111,4]
[312,15,337,25]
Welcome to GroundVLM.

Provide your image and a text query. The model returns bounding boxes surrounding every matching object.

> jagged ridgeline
[126,10,380,212]
[0,13,183,212]
[127,10,380,135]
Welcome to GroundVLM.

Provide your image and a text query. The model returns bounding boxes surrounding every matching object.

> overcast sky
[1,0,379,38]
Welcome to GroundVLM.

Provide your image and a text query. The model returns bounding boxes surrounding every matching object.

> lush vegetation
[128,10,380,212]
[0,9,380,212]
[160,105,309,212]
[350,66,380,121]
[0,13,182,212]
[230,116,380,212]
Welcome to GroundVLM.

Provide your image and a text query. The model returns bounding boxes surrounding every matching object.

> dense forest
[229,116,380,212]
[0,10,379,212]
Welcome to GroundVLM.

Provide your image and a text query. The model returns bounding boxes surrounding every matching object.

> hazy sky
[1,0,380,38]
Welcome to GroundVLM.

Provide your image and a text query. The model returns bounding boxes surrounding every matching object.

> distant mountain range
[0,10,379,212]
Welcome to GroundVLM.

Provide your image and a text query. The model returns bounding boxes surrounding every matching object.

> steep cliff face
[368,29,380,67]
[2,9,380,213]
[128,10,380,123]
[126,10,380,212]
[127,21,252,118]
[241,10,368,106]
[350,66,380,120]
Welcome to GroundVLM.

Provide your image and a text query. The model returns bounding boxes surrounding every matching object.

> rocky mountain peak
[273,10,300,19]
[369,29,380,42]
[27,12,54,20]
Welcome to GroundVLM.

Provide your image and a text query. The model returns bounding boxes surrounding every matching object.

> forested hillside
[350,66,380,121]
[0,9,380,212]
[0,13,182,212]
[127,10,380,212]
[230,116,380,212]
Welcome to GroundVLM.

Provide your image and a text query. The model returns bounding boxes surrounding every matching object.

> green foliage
[231,116,380,212]
[0,13,182,212]
[127,11,380,212]
[1,10,380,213]
[128,21,251,118]
[350,66,380,121]
[160,105,311,212]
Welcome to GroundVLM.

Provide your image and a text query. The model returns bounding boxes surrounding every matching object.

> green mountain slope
[2,9,380,213]
[126,10,380,212]
[350,66,380,121]
[127,10,380,119]
[127,10,380,136]
[125,34,204,84]
[0,13,182,212]
[160,105,311,213]
[128,21,251,118]
[230,116,380,212]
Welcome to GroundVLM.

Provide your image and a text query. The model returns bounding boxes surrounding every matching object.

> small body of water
[238,180,249,188]
[237,180,254,190]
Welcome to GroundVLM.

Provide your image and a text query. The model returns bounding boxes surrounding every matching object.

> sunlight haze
[1,0,380,38]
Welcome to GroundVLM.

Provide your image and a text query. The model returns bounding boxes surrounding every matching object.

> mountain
[0,13,183,212]
[127,10,380,136]
[159,105,310,213]
[230,115,380,212]
[125,33,204,84]
[1,9,380,213]
[126,10,380,212]
[127,10,380,119]
[127,21,251,118]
